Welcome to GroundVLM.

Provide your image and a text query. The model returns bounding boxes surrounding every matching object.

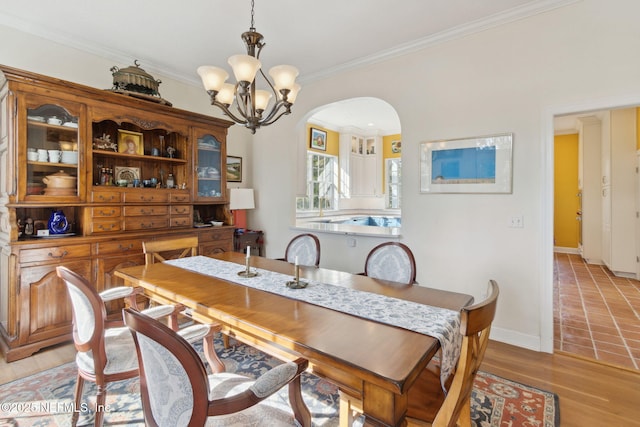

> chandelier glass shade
[197,1,300,134]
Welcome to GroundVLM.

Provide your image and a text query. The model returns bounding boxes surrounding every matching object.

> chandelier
[197,0,301,134]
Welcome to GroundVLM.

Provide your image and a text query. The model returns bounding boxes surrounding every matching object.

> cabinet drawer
[170,216,192,228]
[91,191,122,203]
[170,192,191,203]
[199,228,234,242]
[95,239,143,255]
[20,244,91,264]
[91,207,122,218]
[124,217,169,231]
[124,192,169,204]
[90,219,122,234]
[200,241,232,256]
[171,205,192,216]
[124,206,169,216]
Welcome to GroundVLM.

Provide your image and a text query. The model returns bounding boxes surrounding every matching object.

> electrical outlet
[509,216,524,228]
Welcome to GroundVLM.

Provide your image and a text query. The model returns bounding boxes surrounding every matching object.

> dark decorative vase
[48,210,70,234]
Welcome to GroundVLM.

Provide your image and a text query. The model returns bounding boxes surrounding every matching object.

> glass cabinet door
[195,132,225,201]
[24,99,82,201]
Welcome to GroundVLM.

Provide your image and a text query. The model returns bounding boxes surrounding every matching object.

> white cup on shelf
[47,149,61,163]
[37,149,48,162]
[27,151,39,161]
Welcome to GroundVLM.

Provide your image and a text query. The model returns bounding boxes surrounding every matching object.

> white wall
[4,0,640,352]
[250,0,640,351]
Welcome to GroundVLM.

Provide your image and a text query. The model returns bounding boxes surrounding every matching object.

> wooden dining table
[114,252,473,426]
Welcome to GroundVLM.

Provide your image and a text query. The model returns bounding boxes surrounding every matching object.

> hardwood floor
[2,338,640,426]
[482,340,640,427]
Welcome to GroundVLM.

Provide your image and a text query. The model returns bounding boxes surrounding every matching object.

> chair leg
[338,391,361,427]
[94,384,106,427]
[71,373,84,427]
[202,332,226,374]
[457,400,471,426]
[222,333,231,348]
[288,375,311,427]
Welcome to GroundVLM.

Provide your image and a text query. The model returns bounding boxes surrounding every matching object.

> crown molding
[299,0,580,84]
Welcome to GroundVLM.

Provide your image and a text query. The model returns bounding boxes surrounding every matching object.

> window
[303,152,338,212]
[386,158,402,209]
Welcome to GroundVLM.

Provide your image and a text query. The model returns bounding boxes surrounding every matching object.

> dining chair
[123,307,312,427]
[362,242,417,285]
[143,235,234,349]
[278,233,321,267]
[142,235,199,264]
[56,266,223,427]
[340,280,499,427]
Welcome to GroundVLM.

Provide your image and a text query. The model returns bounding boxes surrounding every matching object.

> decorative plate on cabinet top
[114,166,140,182]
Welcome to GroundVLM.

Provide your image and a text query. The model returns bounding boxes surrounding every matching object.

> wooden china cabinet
[0,65,234,361]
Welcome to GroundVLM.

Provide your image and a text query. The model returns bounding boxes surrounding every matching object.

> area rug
[0,339,559,426]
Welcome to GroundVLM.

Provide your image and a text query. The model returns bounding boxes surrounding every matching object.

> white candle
[295,256,299,267]
[246,245,250,258]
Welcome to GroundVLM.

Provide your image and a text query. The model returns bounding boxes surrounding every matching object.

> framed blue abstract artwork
[420,133,513,193]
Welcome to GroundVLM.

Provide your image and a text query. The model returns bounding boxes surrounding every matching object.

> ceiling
[0,0,572,134]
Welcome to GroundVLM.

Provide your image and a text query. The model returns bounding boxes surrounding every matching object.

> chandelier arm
[211,100,250,125]
[260,102,291,126]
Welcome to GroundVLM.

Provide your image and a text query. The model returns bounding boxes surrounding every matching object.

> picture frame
[226,156,242,182]
[310,128,327,151]
[420,133,513,194]
[391,140,402,154]
[117,129,144,155]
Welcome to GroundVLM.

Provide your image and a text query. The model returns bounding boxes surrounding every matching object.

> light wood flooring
[554,252,640,370]
[2,339,640,426]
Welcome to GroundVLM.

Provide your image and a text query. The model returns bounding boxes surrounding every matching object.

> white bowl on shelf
[210,221,224,227]
[61,151,78,164]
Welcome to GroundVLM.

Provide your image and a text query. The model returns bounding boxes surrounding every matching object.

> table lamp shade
[229,188,254,229]
[229,189,255,210]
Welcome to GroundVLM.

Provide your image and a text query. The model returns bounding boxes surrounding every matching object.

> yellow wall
[306,124,339,156]
[382,134,402,191]
[383,134,402,159]
[554,133,580,248]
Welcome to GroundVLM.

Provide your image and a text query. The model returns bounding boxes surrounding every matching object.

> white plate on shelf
[28,116,45,122]
[63,122,78,128]
[36,233,76,239]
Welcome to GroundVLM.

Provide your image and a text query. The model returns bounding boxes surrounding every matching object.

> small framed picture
[227,156,242,182]
[117,129,144,155]
[310,128,327,151]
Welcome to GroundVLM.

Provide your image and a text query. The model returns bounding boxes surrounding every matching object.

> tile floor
[554,252,640,370]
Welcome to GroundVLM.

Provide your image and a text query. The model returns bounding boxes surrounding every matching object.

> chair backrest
[143,236,199,265]
[284,233,321,267]
[56,266,108,373]
[123,307,210,426]
[364,242,417,285]
[432,280,500,427]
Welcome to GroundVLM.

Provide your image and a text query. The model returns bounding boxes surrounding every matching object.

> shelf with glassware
[193,129,226,202]
[90,120,188,190]
[24,103,82,202]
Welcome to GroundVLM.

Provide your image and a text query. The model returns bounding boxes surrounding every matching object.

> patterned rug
[0,338,559,426]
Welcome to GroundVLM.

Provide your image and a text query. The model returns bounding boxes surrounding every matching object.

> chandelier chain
[250,0,255,31]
